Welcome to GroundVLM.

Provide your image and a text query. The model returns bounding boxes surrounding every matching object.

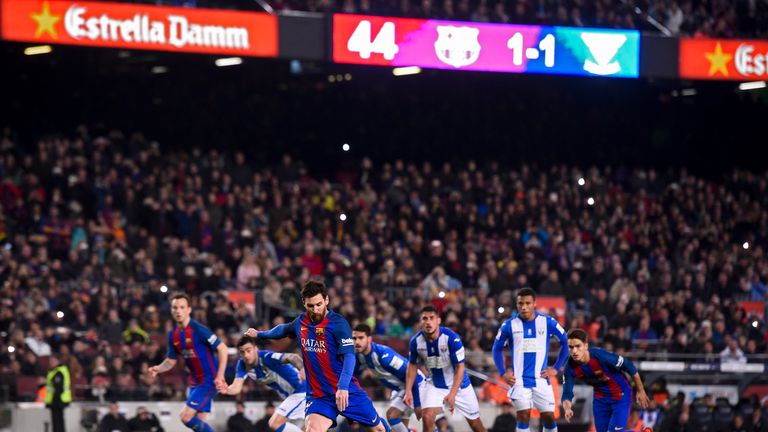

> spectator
[721,335,747,364]
[127,406,165,432]
[489,402,516,432]
[122,319,150,345]
[99,402,129,432]
[228,401,255,432]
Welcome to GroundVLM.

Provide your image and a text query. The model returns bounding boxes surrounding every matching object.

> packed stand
[0,128,767,420]
[119,0,768,39]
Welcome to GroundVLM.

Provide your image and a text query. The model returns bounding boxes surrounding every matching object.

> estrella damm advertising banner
[680,38,768,80]
[333,14,640,78]
[0,0,278,57]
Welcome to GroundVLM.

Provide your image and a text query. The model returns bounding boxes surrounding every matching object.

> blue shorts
[592,397,631,432]
[306,392,383,428]
[186,384,217,413]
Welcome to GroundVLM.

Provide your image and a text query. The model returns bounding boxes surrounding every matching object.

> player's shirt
[492,311,569,388]
[409,327,470,390]
[235,350,306,398]
[356,342,424,391]
[167,319,221,387]
[257,310,363,398]
[561,348,637,402]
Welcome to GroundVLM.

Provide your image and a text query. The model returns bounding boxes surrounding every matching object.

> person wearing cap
[128,406,164,432]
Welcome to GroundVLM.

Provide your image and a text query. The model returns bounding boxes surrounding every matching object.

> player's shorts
[421,381,480,420]
[388,380,423,418]
[592,397,632,432]
[186,384,217,413]
[305,391,385,429]
[508,379,556,413]
[276,392,307,420]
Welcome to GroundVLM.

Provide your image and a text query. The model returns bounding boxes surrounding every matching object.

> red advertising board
[680,38,768,80]
[1,0,278,57]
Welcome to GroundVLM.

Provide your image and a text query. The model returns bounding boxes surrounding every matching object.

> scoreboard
[333,14,640,78]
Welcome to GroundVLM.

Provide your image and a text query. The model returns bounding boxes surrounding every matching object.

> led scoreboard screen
[333,14,640,78]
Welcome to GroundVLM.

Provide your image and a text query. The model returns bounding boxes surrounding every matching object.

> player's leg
[453,385,485,432]
[305,396,340,432]
[387,389,412,432]
[607,399,632,432]
[306,414,335,432]
[591,399,611,432]
[272,393,306,432]
[420,381,447,432]
[180,385,217,432]
[534,381,558,432]
[509,386,533,432]
[337,389,390,432]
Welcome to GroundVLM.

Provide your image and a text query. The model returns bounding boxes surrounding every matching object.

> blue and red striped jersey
[167,319,221,387]
[257,310,363,398]
[562,348,637,402]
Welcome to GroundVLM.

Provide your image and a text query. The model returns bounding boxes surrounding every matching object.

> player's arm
[445,333,466,412]
[280,352,306,383]
[492,321,515,385]
[215,341,229,389]
[225,359,249,395]
[404,336,419,408]
[225,377,246,395]
[607,350,650,408]
[149,332,179,376]
[333,318,357,411]
[561,363,576,422]
[245,317,299,340]
[543,316,569,377]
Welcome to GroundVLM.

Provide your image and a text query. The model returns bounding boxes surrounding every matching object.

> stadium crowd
[127,0,768,38]
[1,127,767,429]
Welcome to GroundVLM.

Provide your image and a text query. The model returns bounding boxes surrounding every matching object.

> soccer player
[561,329,650,432]
[352,324,425,432]
[491,288,569,432]
[222,336,307,432]
[149,293,228,432]
[404,305,485,432]
[244,280,389,432]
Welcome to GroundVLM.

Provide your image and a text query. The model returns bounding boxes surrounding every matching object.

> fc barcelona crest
[316,328,325,337]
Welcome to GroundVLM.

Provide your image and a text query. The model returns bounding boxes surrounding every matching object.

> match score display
[333,14,640,78]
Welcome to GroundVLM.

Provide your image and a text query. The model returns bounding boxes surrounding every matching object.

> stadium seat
[71,376,89,399]
[713,398,734,431]
[690,399,713,431]
[37,356,50,370]
[161,373,186,389]
[15,376,39,401]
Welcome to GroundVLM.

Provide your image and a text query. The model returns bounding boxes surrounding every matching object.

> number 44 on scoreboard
[346,20,399,60]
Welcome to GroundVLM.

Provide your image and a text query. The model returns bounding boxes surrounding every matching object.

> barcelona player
[561,329,650,432]
[245,280,389,432]
[149,293,229,432]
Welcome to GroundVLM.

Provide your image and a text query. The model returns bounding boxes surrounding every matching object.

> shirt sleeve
[381,347,408,376]
[258,316,300,340]
[235,358,247,379]
[332,317,355,355]
[262,351,284,369]
[409,336,420,364]
[547,316,569,371]
[167,331,177,359]
[193,322,221,349]
[447,331,466,365]
[492,321,510,375]
[561,362,575,402]
[596,349,638,375]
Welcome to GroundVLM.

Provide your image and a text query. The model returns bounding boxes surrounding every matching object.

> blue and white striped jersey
[357,342,424,391]
[235,350,306,398]
[409,327,471,390]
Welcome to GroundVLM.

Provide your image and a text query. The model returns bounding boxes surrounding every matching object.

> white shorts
[276,392,307,420]
[508,380,556,413]
[389,389,415,419]
[422,381,480,420]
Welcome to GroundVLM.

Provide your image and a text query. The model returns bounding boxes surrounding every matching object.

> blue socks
[517,422,530,432]
[543,423,558,432]
[184,417,214,432]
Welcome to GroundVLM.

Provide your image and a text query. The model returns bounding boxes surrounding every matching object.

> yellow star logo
[705,42,732,77]
[30,1,61,39]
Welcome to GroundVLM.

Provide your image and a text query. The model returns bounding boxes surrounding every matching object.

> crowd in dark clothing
[123,0,768,38]
[0,126,767,431]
